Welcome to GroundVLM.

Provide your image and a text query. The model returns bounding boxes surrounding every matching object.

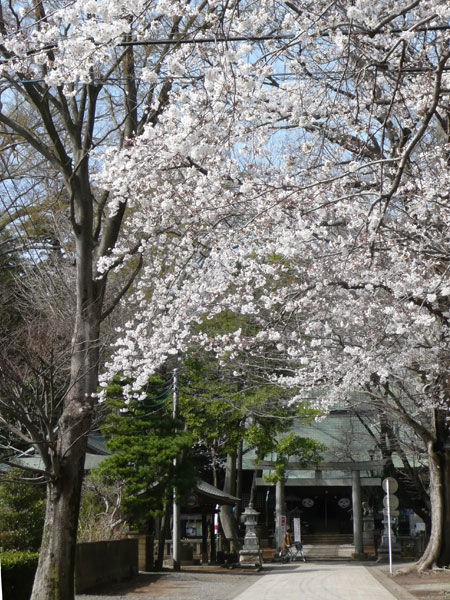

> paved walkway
[76,562,421,600]
[231,563,415,600]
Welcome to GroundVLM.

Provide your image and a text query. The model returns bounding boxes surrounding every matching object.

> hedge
[1,551,38,600]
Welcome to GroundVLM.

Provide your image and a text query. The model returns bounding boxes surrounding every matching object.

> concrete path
[231,563,412,600]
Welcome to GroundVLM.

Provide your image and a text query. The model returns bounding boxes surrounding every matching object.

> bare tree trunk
[144,518,156,571]
[441,447,450,566]
[155,502,171,571]
[374,385,450,573]
[236,441,243,521]
[31,455,86,598]
[249,470,257,507]
[220,452,241,552]
[31,320,99,597]
[30,171,107,597]
[416,441,443,571]
[416,403,450,570]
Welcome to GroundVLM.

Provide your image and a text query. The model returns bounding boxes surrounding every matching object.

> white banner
[293,518,302,543]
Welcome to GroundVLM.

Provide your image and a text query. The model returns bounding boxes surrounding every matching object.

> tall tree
[102,1,450,572]
[0,2,289,597]
[98,375,194,523]
[2,1,450,591]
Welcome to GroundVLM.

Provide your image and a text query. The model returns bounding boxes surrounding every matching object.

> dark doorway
[286,486,353,534]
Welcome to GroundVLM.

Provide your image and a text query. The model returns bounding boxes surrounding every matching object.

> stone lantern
[239,503,263,569]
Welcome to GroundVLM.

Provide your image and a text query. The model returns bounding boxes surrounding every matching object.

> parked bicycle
[280,542,307,563]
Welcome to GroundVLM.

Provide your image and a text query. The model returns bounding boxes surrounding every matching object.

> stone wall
[75,539,138,593]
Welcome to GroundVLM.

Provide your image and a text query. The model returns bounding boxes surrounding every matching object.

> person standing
[283,527,293,550]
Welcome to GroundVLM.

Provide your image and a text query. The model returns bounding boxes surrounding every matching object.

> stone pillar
[352,470,364,558]
[275,478,285,550]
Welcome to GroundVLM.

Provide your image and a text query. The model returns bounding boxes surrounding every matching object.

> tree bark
[30,453,86,598]
[441,446,450,566]
[144,518,156,571]
[30,164,107,597]
[30,330,99,597]
[416,441,444,571]
[415,402,450,571]
[155,502,171,571]
[220,452,241,552]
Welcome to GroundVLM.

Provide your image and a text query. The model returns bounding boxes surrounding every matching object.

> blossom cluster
[2,1,449,416]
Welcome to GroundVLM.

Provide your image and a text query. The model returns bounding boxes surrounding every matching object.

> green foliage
[181,356,295,447]
[180,355,324,476]
[263,433,325,483]
[1,551,39,600]
[276,432,324,461]
[180,357,245,456]
[0,471,45,551]
[98,375,195,525]
[196,310,260,337]
[99,354,326,526]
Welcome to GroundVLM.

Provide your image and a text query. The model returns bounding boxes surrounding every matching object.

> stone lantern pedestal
[362,503,375,548]
[377,509,401,561]
[239,503,263,569]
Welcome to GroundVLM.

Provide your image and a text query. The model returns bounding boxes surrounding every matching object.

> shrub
[0,470,45,551]
[1,551,38,600]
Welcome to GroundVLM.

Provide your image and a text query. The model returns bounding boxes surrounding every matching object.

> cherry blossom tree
[2,2,450,595]
[100,1,450,571]
[0,1,292,597]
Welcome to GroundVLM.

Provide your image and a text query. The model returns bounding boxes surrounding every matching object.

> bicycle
[280,542,307,563]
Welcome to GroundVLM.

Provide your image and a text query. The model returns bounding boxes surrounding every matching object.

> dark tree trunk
[144,518,156,571]
[441,447,450,565]
[249,470,257,506]
[417,406,450,570]
[30,453,86,598]
[30,333,99,598]
[220,452,241,552]
[155,502,171,570]
[209,516,217,564]
[236,441,243,522]
[30,177,107,598]
[416,441,444,571]
[416,403,450,571]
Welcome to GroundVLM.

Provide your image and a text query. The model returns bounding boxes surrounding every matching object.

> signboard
[383,495,399,510]
[281,514,287,538]
[382,477,398,494]
[276,514,287,549]
[293,517,301,543]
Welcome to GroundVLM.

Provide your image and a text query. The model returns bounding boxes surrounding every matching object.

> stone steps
[262,542,376,562]
[302,544,355,560]
[303,534,354,545]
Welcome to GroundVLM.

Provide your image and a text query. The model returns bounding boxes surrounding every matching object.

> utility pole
[172,368,181,571]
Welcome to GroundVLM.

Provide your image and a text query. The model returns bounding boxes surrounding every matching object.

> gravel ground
[76,566,266,600]
[75,562,450,600]
[383,565,450,599]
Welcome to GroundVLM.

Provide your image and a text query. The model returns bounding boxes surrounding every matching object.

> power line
[118,34,291,46]
[16,62,450,87]
[2,22,450,69]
